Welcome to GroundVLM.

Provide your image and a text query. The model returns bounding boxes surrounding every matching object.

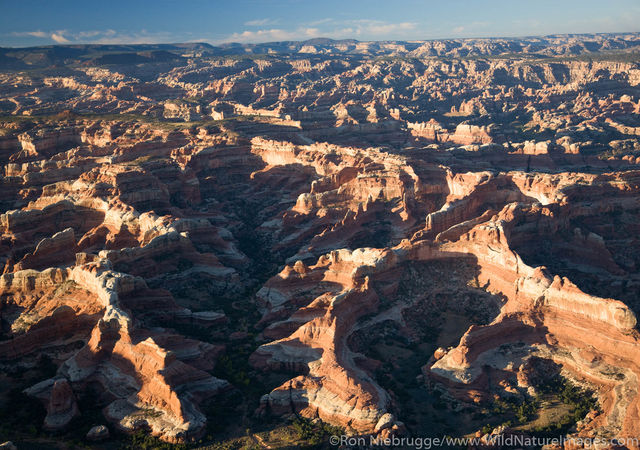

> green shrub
[124,429,188,450]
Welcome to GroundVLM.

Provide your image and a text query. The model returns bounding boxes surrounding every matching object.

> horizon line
[2,30,640,50]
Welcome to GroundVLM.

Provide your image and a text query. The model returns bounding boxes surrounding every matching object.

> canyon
[1,32,640,447]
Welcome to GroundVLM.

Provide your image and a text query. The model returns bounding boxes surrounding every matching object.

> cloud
[366,21,417,36]
[222,19,421,44]
[226,27,321,43]
[50,32,70,43]
[12,30,51,39]
[12,30,72,43]
[90,30,178,44]
[77,29,116,39]
[11,28,191,45]
[453,26,465,33]
[24,31,48,38]
[244,18,278,27]
[10,19,426,47]
[332,19,419,40]
[308,18,335,26]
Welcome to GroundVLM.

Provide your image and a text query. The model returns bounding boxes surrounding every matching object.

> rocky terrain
[1,32,640,447]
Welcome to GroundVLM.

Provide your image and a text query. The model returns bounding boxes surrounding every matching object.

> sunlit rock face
[1,33,640,443]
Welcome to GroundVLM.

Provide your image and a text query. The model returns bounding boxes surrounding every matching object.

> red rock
[44,379,79,430]
[2,35,640,444]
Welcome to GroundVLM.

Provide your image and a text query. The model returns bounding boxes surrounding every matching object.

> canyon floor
[1,33,640,449]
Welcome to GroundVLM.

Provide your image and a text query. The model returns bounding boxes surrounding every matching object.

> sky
[1,0,639,48]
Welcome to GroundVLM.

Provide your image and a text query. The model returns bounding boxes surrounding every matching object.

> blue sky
[1,0,639,47]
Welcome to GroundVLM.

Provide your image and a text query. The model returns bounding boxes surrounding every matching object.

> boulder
[86,425,110,441]
[43,379,79,431]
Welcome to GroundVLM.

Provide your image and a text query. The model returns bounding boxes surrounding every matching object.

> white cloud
[222,19,421,44]
[10,19,427,47]
[12,30,50,39]
[226,27,321,43]
[11,28,190,45]
[308,18,335,26]
[367,21,417,36]
[335,19,420,40]
[50,32,70,43]
[245,18,278,27]
[77,29,116,39]
[25,31,48,38]
[12,30,72,43]
[453,26,465,33]
[91,31,178,45]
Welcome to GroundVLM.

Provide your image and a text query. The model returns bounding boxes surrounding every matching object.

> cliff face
[1,34,640,445]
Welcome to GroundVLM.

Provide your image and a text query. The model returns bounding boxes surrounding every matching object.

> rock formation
[1,33,640,446]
